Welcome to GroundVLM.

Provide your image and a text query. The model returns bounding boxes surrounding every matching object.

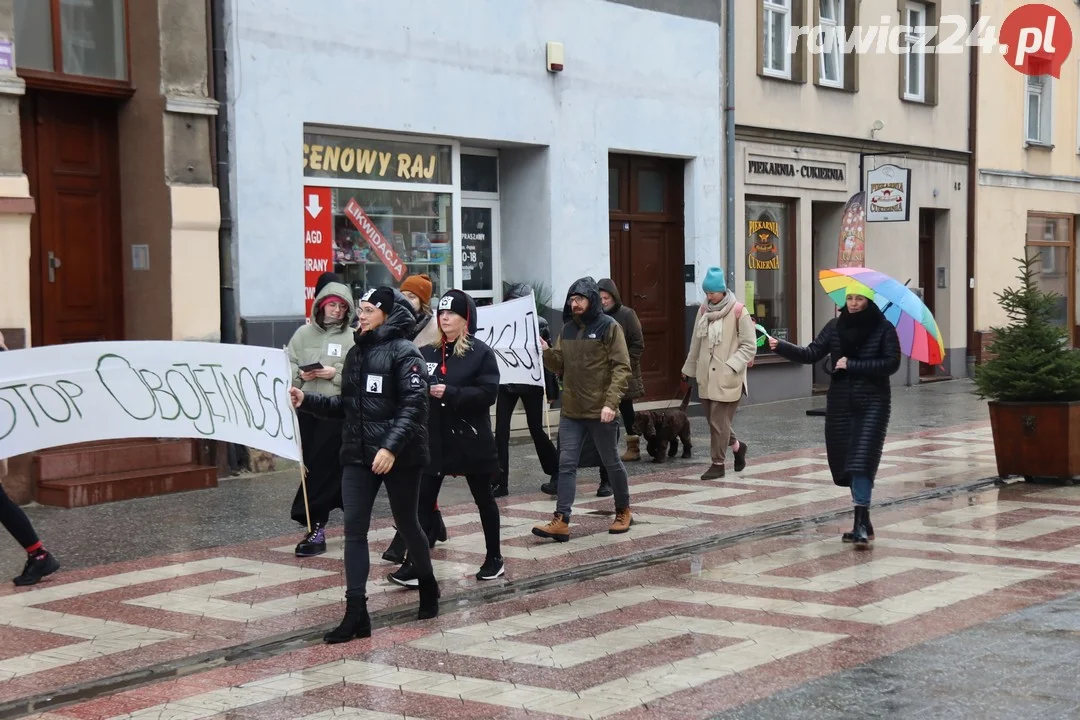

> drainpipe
[965,0,979,376]
[210,0,241,472]
[723,0,736,288]
[210,0,237,347]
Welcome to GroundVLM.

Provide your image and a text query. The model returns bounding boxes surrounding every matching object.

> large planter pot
[987,400,1080,480]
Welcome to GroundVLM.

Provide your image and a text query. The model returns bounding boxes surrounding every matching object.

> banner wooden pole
[285,346,312,534]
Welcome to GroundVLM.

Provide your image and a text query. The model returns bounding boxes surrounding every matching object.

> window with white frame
[763,0,792,79]
[1026,74,1053,145]
[903,2,927,101]
[818,0,844,87]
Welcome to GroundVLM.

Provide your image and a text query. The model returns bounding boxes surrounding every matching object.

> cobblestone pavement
[16,480,1080,720]
[1,380,1035,719]
[2,380,987,576]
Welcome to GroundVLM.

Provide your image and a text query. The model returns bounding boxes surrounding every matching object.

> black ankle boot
[852,506,872,550]
[417,574,441,620]
[382,531,407,564]
[323,597,371,644]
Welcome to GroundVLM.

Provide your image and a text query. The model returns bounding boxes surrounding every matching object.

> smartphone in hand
[298,362,325,372]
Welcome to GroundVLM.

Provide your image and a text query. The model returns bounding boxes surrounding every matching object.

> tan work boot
[609,507,633,534]
[532,513,570,542]
[621,435,641,462]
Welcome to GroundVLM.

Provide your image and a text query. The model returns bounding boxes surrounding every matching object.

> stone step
[35,439,200,482]
[36,464,218,508]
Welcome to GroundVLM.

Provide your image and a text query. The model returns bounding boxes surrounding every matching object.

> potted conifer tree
[974,255,1080,481]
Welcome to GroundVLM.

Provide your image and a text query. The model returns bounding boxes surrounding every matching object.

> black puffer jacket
[422,290,500,476]
[300,290,430,469]
[773,304,901,487]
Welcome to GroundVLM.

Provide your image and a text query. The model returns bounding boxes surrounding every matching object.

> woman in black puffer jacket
[769,290,900,550]
[389,289,505,587]
[289,286,439,644]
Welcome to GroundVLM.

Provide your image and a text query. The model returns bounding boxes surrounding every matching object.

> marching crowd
[1,266,902,651]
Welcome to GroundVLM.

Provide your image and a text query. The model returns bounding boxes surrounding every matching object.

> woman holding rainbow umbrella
[766,266,942,549]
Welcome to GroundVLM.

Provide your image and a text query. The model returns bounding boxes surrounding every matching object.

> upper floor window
[818,0,844,88]
[763,0,792,79]
[902,2,927,102]
[14,0,128,87]
[1026,74,1053,146]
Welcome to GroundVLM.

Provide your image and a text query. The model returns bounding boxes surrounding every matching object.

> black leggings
[418,474,501,559]
[495,386,558,481]
[341,463,431,599]
[0,484,40,550]
[620,397,636,434]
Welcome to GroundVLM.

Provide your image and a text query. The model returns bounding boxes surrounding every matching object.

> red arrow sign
[343,198,406,282]
[303,186,334,317]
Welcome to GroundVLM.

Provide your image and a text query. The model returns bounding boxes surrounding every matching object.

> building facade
[735,0,972,401]
[973,0,1080,353]
[226,0,724,400]
[0,0,221,503]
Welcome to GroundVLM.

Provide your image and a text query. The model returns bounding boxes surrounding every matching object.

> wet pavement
[2,380,989,576]
[8,379,1067,720]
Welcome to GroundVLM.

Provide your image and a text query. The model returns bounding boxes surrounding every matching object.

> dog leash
[656,380,691,413]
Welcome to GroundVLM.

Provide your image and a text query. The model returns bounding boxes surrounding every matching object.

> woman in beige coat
[681,267,756,480]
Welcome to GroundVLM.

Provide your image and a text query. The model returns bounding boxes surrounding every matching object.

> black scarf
[833,303,883,368]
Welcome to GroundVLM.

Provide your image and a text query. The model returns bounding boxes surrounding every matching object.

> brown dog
[632,389,692,463]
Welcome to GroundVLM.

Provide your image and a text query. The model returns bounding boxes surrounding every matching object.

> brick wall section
[974,331,997,364]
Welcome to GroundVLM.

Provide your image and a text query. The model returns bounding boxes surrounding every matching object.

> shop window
[330,187,453,300]
[1025,75,1053,145]
[1025,213,1075,337]
[745,198,797,355]
[461,154,498,193]
[15,0,129,87]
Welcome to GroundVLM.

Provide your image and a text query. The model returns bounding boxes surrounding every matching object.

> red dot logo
[999,3,1073,77]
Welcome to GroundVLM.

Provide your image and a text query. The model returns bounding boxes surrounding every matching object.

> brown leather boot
[609,507,633,534]
[621,435,641,462]
[532,513,570,542]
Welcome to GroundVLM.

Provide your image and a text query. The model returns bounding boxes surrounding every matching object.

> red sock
[25,542,43,555]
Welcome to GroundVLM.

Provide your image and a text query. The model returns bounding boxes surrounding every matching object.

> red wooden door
[22,92,123,345]
[609,154,685,400]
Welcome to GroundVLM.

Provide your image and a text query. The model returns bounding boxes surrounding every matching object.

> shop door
[918,208,936,376]
[608,154,686,401]
[21,92,123,345]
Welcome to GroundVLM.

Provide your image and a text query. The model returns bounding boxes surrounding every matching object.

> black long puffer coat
[422,290,501,476]
[300,290,430,469]
[773,304,901,487]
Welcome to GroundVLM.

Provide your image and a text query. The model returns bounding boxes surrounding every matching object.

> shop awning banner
[0,342,302,461]
[475,294,545,387]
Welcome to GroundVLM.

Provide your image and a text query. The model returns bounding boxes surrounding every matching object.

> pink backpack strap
[734,302,744,319]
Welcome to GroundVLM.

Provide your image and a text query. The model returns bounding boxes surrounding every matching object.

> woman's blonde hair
[438,319,473,357]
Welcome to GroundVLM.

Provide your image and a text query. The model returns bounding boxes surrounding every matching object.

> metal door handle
[48,251,62,283]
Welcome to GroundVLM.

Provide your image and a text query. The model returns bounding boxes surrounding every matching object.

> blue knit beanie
[702,267,727,293]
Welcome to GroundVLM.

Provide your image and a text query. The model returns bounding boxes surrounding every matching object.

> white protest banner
[0,341,302,461]
[475,294,544,386]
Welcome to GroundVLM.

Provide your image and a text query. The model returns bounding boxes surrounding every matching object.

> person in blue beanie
[681,267,756,480]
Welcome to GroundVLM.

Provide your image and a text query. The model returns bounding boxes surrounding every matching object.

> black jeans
[0,484,40,550]
[619,397,636,434]
[495,386,558,484]
[341,463,431,599]
[418,474,501,559]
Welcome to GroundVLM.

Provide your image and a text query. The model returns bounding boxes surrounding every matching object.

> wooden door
[22,92,123,345]
[918,208,936,376]
[608,154,685,400]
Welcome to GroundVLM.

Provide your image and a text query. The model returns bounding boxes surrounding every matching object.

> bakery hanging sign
[865,164,912,222]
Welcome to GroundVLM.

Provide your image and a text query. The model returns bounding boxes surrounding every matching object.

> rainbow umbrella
[818,267,946,365]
